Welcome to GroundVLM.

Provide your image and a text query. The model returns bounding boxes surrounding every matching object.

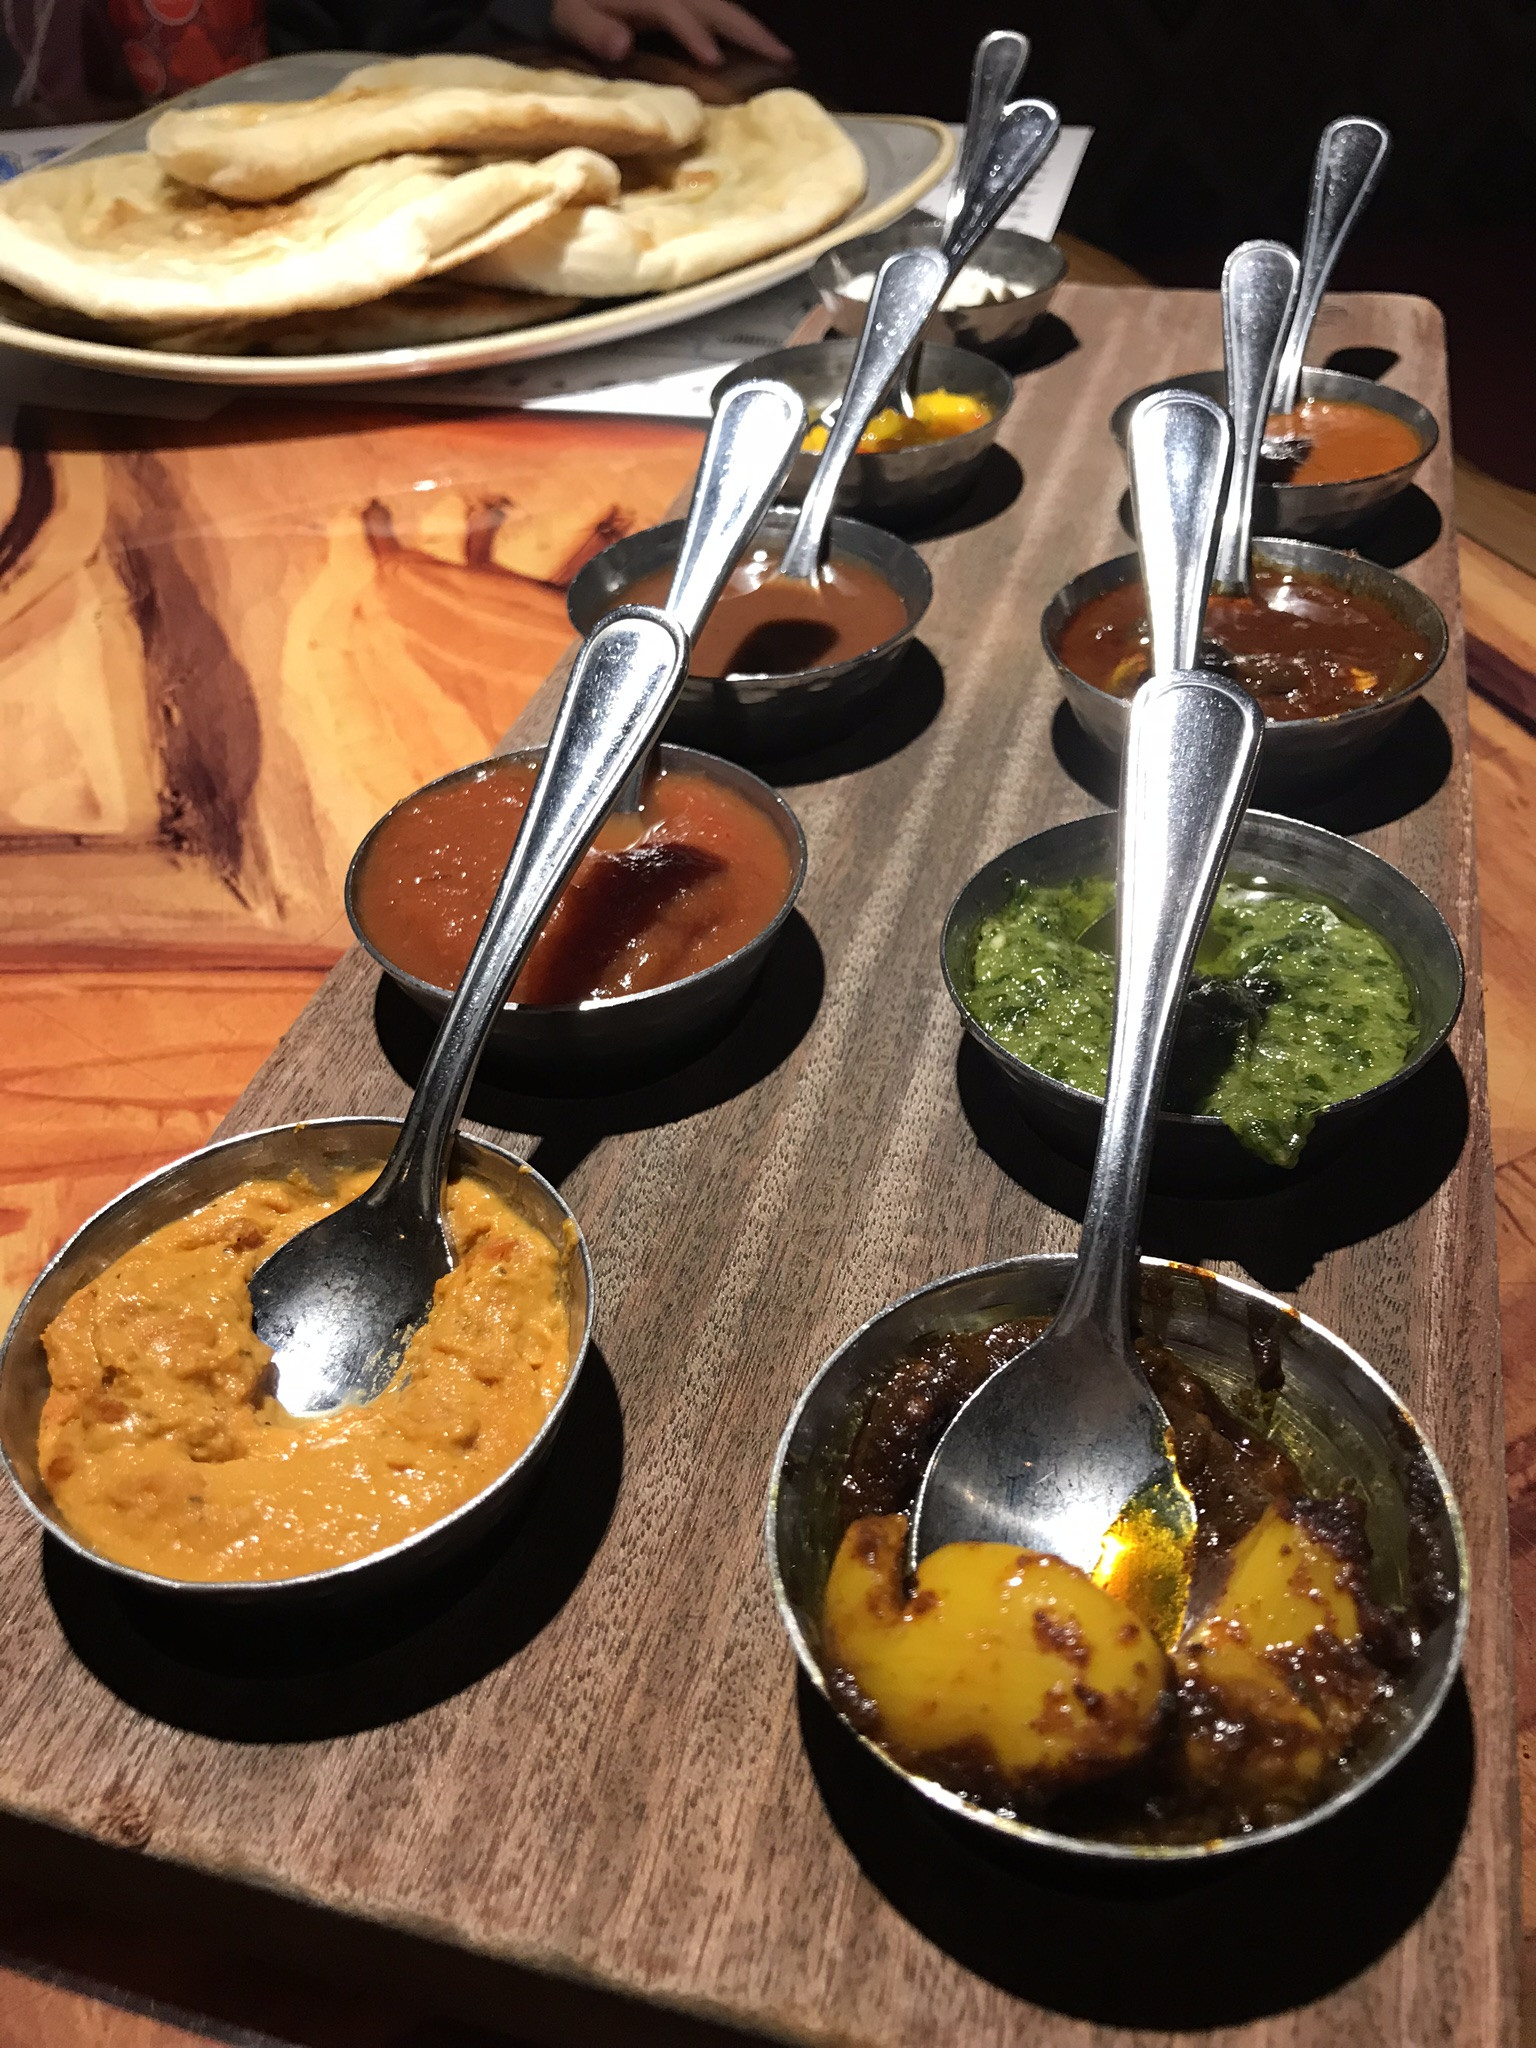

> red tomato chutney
[353,758,795,1004]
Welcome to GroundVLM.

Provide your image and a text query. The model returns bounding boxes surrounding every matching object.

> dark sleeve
[267,0,554,54]
[486,0,556,38]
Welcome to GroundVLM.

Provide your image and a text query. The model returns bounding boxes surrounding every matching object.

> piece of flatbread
[120,280,581,356]
[0,146,617,325]
[148,55,702,202]
[456,90,865,299]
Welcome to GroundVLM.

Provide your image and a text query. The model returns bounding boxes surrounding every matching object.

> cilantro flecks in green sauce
[963,875,1418,1166]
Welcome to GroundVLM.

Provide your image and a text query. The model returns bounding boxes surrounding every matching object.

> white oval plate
[0,52,953,387]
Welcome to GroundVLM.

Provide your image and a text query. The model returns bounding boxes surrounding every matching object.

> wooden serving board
[0,284,1514,2048]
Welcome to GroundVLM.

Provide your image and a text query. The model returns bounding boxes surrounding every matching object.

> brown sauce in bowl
[825,1316,1422,1845]
[612,548,909,678]
[1057,565,1433,720]
[354,757,794,1004]
[1262,396,1423,486]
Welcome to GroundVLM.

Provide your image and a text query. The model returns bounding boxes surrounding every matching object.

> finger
[615,0,723,65]
[693,0,793,60]
[552,0,635,62]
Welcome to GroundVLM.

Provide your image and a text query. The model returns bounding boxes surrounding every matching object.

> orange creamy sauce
[38,1168,571,1584]
[354,757,794,1002]
[1262,396,1423,485]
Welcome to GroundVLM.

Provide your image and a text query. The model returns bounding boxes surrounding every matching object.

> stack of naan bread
[0,55,866,357]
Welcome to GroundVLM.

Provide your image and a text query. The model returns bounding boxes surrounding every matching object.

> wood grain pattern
[0,286,1512,2048]
[0,404,703,962]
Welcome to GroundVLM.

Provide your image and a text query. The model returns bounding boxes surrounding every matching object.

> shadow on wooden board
[957,1035,1470,1295]
[1050,695,1455,834]
[0,1807,766,2048]
[372,911,826,1191]
[799,1669,1474,2029]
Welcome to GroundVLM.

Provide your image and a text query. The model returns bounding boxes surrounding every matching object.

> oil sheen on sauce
[612,546,908,678]
[1057,565,1432,720]
[354,757,794,1004]
[1261,396,1423,486]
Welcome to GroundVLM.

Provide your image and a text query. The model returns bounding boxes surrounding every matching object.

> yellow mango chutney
[37,1167,572,1584]
[802,387,993,457]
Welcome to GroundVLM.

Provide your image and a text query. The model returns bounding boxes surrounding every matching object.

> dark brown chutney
[1056,566,1432,721]
[610,548,908,679]
[830,1317,1427,1844]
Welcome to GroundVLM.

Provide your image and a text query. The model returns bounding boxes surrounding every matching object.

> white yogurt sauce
[840,267,1028,310]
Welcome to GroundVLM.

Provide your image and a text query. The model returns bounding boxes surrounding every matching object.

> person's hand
[548,0,792,67]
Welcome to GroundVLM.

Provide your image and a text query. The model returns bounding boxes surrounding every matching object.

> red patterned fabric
[105,0,266,99]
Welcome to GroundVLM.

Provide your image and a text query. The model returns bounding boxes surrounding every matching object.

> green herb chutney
[963,875,1418,1166]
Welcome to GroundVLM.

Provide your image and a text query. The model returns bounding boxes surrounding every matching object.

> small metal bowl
[566,509,932,759]
[1041,536,1449,798]
[348,743,807,1085]
[941,809,1464,1189]
[0,1116,593,1601]
[766,1252,1468,1862]
[1109,367,1438,540]
[812,216,1066,356]
[711,339,1014,529]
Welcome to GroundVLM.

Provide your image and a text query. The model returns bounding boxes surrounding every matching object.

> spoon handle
[664,377,807,642]
[1127,389,1231,674]
[1055,668,1262,1353]
[778,243,950,582]
[370,607,689,1218]
[615,376,805,809]
[1271,117,1391,416]
[894,93,1059,413]
[939,96,1061,277]
[1212,238,1300,596]
[942,30,1030,242]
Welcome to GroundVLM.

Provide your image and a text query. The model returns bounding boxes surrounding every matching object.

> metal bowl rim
[1108,366,1440,498]
[566,511,933,687]
[764,1249,1470,1862]
[938,808,1466,1143]
[345,742,809,1020]
[810,219,1068,301]
[0,1115,595,1598]
[1040,539,1450,738]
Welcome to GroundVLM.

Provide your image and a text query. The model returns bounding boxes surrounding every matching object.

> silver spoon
[1267,115,1391,454]
[250,380,806,1417]
[611,376,806,812]
[911,389,1262,1585]
[777,243,951,584]
[819,92,1059,428]
[1212,238,1300,598]
[943,31,1031,242]
[890,31,1032,413]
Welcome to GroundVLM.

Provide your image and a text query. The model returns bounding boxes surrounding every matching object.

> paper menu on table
[914,124,1092,243]
[0,122,116,180]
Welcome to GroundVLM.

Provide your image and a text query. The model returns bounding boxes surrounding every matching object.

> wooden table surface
[0,280,1517,2046]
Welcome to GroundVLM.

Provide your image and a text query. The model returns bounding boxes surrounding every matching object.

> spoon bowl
[0,1117,593,1600]
[765,1252,1468,1860]
[567,506,931,759]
